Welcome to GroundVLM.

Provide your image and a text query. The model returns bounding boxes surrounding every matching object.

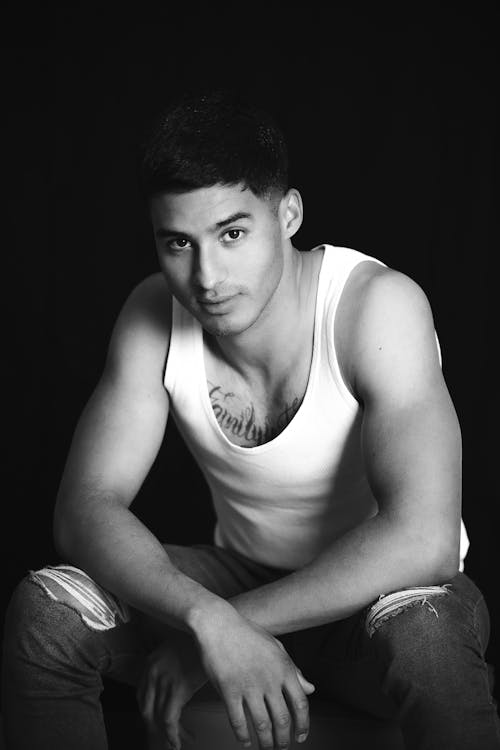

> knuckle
[293,698,309,712]
[222,680,240,698]
[165,703,181,720]
[234,731,250,743]
[276,713,291,728]
[229,718,246,731]
[255,718,271,732]
[139,703,152,719]
[229,719,249,742]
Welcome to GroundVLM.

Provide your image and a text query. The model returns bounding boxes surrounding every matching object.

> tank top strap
[314,245,386,407]
[164,295,200,400]
[318,244,387,307]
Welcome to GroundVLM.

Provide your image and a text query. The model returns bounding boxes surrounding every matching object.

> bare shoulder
[336,261,439,400]
[118,272,172,332]
[344,262,433,324]
[105,272,172,387]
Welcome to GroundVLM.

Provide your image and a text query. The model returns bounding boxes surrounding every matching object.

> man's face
[151,183,286,337]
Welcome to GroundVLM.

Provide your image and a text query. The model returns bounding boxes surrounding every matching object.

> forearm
[226,514,458,636]
[54,495,227,632]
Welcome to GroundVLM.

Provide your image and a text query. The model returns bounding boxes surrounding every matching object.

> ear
[280,188,303,239]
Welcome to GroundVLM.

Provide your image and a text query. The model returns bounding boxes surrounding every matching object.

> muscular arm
[54,274,314,750]
[214,267,462,636]
[53,274,225,629]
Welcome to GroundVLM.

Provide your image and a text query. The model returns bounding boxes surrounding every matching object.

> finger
[138,677,156,731]
[296,669,316,694]
[283,677,310,744]
[224,694,252,747]
[265,692,292,749]
[244,696,274,750]
[168,691,197,745]
[157,684,182,750]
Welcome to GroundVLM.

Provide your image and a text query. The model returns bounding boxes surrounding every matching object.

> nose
[192,243,227,293]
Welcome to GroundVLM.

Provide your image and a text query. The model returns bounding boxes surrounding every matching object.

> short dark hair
[139,90,289,200]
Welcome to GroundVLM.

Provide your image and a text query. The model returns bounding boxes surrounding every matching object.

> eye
[166,237,192,252]
[222,228,245,243]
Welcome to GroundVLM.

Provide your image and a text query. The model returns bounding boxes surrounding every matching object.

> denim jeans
[2,543,499,749]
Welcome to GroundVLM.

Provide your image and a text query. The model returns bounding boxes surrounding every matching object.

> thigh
[15,565,150,688]
[19,546,286,689]
[281,571,494,719]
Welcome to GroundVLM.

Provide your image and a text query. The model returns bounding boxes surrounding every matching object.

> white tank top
[164,245,469,571]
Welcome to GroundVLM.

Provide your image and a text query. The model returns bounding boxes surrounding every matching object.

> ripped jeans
[2,543,500,749]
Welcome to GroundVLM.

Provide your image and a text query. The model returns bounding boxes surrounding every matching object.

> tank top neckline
[195,245,328,455]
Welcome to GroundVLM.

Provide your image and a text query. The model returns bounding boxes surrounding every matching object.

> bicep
[352,271,461,547]
[59,368,169,505]
[56,274,171,511]
[361,387,461,529]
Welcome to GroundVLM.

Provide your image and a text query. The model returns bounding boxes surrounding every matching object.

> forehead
[150,183,274,231]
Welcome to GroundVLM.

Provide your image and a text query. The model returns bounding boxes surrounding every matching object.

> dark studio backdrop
[2,2,498,714]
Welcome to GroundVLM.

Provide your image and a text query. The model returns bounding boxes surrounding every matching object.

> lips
[197,295,235,305]
[197,294,237,313]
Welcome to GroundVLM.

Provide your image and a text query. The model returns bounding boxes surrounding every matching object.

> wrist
[186,596,238,642]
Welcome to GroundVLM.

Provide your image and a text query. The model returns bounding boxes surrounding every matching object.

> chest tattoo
[208,381,301,446]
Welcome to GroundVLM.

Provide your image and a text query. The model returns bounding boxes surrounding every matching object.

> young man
[2,91,499,750]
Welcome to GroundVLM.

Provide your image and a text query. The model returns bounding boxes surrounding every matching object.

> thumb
[296,668,315,694]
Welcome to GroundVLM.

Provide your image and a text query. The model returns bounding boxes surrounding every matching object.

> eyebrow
[155,211,253,239]
[214,211,253,230]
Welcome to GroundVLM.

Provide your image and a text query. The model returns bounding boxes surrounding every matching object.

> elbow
[420,533,460,583]
[433,545,460,582]
[388,517,461,584]
[431,514,462,581]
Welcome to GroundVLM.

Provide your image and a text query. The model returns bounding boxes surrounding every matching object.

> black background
[3,2,499,712]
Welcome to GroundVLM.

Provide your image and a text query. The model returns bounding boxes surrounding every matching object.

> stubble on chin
[201,319,233,338]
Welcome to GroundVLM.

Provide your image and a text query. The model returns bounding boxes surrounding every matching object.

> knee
[28,564,130,631]
[2,567,124,701]
[3,564,130,650]
[4,575,51,643]
[364,584,457,666]
[2,574,72,675]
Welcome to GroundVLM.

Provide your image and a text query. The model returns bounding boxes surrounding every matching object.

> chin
[201,317,242,338]
[199,308,257,338]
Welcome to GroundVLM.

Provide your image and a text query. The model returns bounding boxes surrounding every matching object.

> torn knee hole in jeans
[365,585,451,638]
[29,565,130,631]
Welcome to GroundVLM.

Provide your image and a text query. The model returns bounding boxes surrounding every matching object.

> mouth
[196,294,237,313]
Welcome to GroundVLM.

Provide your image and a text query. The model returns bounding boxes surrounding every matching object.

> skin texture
[53,183,462,750]
[151,185,290,339]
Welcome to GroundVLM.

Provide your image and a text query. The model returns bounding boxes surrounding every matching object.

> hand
[194,604,315,750]
[136,628,206,750]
